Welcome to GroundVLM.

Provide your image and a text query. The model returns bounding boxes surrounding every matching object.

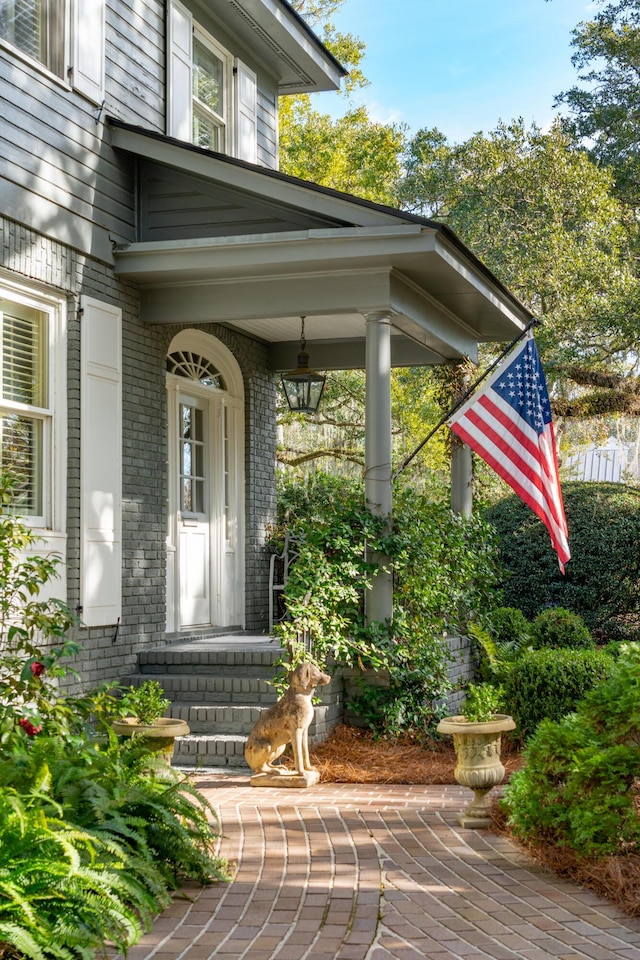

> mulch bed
[309,724,640,918]
[309,723,524,784]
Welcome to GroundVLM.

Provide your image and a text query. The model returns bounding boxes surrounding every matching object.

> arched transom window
[166,350,226,390]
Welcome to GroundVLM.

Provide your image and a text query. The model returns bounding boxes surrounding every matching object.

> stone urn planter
[437,713,516,828]
[112,680,189,764]
[111,716,190,764]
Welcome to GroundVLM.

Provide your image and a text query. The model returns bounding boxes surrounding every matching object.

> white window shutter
[168,0,193,140]
[71,0,105,104]
[235,59,257,163]
[80,296,122,628]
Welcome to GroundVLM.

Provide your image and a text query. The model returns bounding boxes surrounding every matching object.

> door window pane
[179,402,205,515]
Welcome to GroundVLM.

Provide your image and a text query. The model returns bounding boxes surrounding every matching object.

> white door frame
[165,330,245,633]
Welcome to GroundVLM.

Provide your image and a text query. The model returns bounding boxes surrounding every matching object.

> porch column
[364,311,393,624]
[450,370,473,517]
[451,442,473,517]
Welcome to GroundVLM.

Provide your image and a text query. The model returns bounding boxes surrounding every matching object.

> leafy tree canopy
[554,0,640,207]
[396,120,640,396]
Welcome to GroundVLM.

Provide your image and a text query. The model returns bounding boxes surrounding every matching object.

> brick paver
[115,777,640,960]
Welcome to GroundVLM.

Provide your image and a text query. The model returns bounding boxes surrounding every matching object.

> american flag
[448,334,570,572]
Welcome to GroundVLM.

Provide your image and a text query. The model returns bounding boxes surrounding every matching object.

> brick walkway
[121,776,640,960]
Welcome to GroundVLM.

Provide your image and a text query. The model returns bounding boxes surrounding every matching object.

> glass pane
[182,478,192,513]
[193,107,220,151]
[167,351,225,389]
[194,441,204,478]
[0,0,60,73]
[193,38,223,115]
[193,478,204,514]
[193,408,203,443]
[223,405,230,541]
[181,405,192,439]
[1,309,47,406]
[0,413,42,514]
[182,441,192,477]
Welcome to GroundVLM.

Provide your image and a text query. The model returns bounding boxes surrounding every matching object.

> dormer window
[168,0,257,163]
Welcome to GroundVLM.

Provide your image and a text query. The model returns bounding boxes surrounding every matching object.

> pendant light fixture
[280,317,326,414]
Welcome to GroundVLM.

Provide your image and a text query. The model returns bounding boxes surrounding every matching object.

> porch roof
[110,120,533,368]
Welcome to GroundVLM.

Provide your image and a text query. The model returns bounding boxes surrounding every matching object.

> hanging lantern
[281,317,326,414]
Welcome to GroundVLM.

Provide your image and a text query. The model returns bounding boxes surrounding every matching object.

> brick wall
[0,217,278,691]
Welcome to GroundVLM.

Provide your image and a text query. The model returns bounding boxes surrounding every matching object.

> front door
[177,394,211,627]
[165,332,245,634]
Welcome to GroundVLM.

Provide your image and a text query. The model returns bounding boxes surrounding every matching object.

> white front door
[165,332,245,634]
[177,394,211,627]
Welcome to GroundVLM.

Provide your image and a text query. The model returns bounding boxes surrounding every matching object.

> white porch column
[450,371,473,517]
[364,312,393,624]
[451,442,473,517]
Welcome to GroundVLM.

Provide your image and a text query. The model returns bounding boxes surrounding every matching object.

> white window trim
[0,271,67,536]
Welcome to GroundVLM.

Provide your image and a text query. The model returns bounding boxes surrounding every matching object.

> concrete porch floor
[116,777,640,960]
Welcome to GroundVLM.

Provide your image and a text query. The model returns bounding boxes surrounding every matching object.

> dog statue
[244,662,331,779]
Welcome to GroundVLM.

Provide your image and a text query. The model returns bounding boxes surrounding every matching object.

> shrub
[530,607,594,650]
[273,472,502,738]
[468,607,532,681]
[486,482,640,640]
[460,682,504,722]
[503,648,614,741]
[489,606,532,648]
[502,644,640,858]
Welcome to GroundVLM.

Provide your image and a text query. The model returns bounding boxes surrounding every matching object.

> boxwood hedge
[485,482,640,640]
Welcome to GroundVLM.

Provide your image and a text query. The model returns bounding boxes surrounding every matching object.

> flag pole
[392,317,539,482]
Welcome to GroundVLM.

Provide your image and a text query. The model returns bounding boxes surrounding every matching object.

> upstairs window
[0,0,63,75]
[0,0,105,103]
[168,0,257,162]
[192,29,230,152]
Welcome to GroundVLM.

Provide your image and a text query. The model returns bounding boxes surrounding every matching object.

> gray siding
[257,81,278,169]
[138,160,347,242]
[0,0,171,261]
[0,0,282,261]
[106,0,165,130]
[0,50,135,259]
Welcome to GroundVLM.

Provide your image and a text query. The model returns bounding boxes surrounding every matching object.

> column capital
[363,310,393,325]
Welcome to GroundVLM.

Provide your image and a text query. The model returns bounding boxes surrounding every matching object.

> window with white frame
[192,27,231,153]
[168,0,257,162]
[0,0,105,103]
[0,282,66,527]
[0,0,64,75]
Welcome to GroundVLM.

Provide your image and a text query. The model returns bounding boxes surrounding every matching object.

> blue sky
[315,0,594,143]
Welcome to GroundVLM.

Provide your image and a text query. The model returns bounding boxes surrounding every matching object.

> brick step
[120,673,279,704]
[174,733,249,768]
[168,701,265,735]
[137,642,284,675]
